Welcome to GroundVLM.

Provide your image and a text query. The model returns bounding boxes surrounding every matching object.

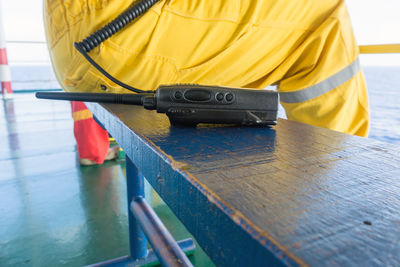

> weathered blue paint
[125,156,148,259]
[87,103,400,266]
[131,197,193,267]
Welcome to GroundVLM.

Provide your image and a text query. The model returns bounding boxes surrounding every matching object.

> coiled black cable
[76,0,160,53]
[74,0,160,93]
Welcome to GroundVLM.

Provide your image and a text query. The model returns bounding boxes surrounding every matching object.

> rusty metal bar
[130,196,193,267]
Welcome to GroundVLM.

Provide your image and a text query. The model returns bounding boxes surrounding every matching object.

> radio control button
[216,92,224,101]
[174,91,183,99]
[184,89,211,101]
[225,93,234,102]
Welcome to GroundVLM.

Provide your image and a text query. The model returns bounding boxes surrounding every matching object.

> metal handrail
[359,44,400,54]
[6,40,46,44]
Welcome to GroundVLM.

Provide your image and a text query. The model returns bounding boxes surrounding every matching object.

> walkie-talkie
[37,0,279,126]
[36,85,278,126]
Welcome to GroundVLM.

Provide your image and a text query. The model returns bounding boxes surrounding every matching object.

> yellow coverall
[44,0,369,136]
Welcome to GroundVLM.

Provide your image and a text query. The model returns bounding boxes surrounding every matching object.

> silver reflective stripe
[279,58,361,103]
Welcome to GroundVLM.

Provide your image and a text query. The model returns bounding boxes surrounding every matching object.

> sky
[1,0,400,65]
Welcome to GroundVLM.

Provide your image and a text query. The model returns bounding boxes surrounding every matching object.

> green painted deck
[0,93,214,266]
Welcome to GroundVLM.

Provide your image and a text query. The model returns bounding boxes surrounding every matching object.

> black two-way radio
[36,0,279,126]
[36,85,278,126]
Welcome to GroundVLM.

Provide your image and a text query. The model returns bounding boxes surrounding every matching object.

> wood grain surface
[87,103,400,267]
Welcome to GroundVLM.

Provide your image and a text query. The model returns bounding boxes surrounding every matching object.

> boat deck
[0,93,213,266]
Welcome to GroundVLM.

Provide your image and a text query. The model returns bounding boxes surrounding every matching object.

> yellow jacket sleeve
[44,0,369,137]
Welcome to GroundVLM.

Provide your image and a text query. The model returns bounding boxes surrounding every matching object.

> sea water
[364,67,400,145]
[9,65,400,145]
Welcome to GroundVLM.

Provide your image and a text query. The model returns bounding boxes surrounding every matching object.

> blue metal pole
[125,155,148,259]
